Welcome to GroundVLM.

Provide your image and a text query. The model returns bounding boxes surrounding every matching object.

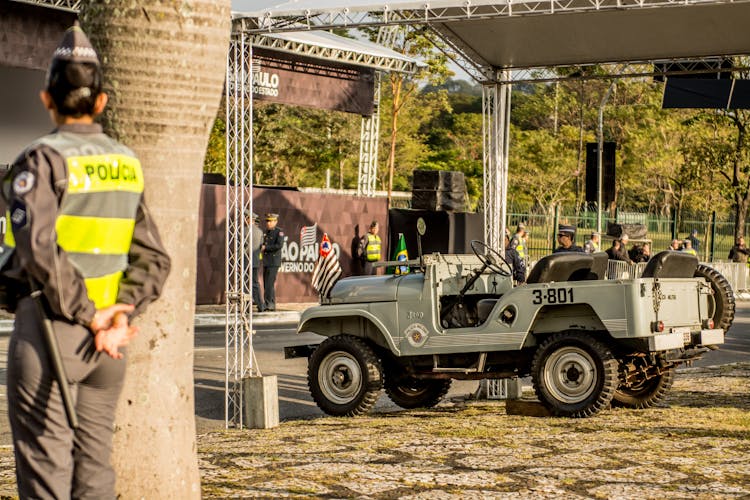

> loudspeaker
[411,170,467,211]
[585,142,616,207]
[412,170,466,191]
[411,189,466,212]
[388,208,484,257]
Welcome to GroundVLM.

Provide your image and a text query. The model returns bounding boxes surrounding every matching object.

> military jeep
[288,241,733,418]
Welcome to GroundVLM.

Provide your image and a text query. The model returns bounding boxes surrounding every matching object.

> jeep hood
[328,275,401,304]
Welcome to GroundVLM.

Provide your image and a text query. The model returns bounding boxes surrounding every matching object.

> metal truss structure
[236,0,750,243]
[358,74,382,196]
[9,0,80,12]
[245,0,750,33]
[481,82,510,251]
[247,31,420,74]
[225,35,255,429]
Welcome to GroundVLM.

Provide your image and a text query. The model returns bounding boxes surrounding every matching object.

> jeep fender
[523,303,608,348]
[298,307,400,355]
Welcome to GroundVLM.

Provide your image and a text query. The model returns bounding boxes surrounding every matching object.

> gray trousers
[7,297,125,500]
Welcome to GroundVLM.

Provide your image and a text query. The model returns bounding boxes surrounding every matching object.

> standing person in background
[669,239,682,251]
[262,213,284,312]
[359,220,382,275]
[607,237,632,263]
[729,236,750,264]
[688,229,700,254]
[250,212,264,311]
[553,224,584,253]
[510,223,528,265]
[584,232,601,253]
[3,24,171,499]
[682,239,697,256]
[631,242,651,263]
[504,231,526,284]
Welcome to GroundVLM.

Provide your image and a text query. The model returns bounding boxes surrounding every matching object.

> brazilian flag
[391,233,410,275]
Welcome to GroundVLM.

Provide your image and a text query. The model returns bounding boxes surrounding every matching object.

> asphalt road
[2,303,750,445]
[194,305,750,432]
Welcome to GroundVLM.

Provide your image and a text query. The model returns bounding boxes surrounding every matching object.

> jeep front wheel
[531,331,618,417]
[308,335,382,417]
[612,368,674,409]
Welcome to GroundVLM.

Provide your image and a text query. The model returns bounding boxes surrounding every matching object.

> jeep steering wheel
[470,240,512,277]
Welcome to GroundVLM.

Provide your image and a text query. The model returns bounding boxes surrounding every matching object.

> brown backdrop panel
[0,3,75,70]
[196,185,389,305]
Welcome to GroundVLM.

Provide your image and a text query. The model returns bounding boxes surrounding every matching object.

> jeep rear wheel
[613,369,674,409]
[385,375,452,409]
[531,331,618,418]
[694,264,735,333]
[308,335,382,417]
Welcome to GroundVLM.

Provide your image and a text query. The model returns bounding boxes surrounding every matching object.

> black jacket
[262,227,285,267]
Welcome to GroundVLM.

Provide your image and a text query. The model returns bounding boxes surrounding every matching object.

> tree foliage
[206,55,750,238]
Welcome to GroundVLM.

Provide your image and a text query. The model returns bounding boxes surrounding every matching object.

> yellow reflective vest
[5,135,144,309]
[365,233,381,262]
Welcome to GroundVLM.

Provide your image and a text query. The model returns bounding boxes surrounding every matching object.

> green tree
[370,27,452,204]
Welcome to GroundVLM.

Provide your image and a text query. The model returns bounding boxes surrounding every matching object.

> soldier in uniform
[553,224,584,253]
[261,213,284,311]
[245,211,264,309]
[3,24,170,499]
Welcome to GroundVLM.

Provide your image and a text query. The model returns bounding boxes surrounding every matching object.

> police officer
[553,224,585,253]
[504,232,526,284]
[261,213,284,311]
[3,24,170,499]
[509,223,528,266]
[360,220,382,275]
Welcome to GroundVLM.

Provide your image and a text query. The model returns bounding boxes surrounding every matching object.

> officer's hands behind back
[90,304,138,359]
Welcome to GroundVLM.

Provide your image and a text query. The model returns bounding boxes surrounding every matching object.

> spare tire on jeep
[694,264,735,333]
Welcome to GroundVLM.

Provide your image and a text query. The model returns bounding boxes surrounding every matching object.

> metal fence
[506,205,747,264]
[523,258,749,295]
[604,260,750,296]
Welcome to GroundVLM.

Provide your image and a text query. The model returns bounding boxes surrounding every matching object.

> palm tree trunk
[80,3,230,497]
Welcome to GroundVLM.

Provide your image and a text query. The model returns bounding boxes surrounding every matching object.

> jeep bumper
[648,328,725,351]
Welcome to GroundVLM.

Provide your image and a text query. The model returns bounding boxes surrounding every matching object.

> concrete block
[506,378,523,399]
[243,375,279,429]
[505,398,552,417]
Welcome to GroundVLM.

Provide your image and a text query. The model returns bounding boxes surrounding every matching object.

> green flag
[391,233,409,275]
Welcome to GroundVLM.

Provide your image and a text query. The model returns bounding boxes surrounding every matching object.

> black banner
[251,49,375,116]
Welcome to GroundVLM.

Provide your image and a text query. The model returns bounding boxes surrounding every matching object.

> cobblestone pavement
[196,363,750,499]
[1,364,749,499]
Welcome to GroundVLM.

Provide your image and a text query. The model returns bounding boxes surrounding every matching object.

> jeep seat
[526,253,594,284]
[477,298,497,324]
[641,250,698,278]
[590,252,609,280]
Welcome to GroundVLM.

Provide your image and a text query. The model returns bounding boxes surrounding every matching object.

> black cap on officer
[558,224,576,237]
[46,22,102,117]
[265,213,279,221]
